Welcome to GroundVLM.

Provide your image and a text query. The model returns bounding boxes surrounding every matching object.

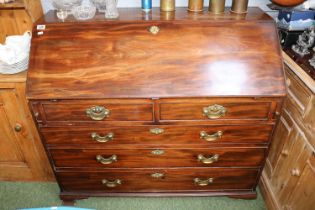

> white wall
[41,0,271,13]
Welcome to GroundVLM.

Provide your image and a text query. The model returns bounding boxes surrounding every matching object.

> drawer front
[38,100,153,122]
[158,99,274,121]
[41,125,273,146]
[285,66,312,114]
[50,148,266,168]
[58,168,259,192]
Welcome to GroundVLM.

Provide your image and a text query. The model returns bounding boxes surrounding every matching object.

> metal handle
[96,155,117,165]
[200,131,223,142]
[194,178,214,186]
[148,26,160,35]
[198,154,219,164]
[151,149,165,155]
[203,104,227,119]
[291,169,301,177]
[86,106,110,121]
[14,123,22,132]
[102,179,122,188]
[151,173,165,179]
[150,128,164,135]
[91,132,114,143]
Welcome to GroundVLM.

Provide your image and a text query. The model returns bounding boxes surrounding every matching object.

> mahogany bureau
[26,8,286,203]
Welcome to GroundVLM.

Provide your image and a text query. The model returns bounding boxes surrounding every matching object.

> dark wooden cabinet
[26,8,286,203]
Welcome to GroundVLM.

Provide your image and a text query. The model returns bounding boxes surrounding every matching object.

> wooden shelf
[0,0,25,9]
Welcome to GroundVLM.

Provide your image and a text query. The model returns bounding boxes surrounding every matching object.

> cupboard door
[0,84,53,181]
[284,155,315,210]
[265,109,294,178]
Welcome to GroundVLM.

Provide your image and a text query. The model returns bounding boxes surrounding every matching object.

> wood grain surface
[26,8,285,99]
[57,168,259,192]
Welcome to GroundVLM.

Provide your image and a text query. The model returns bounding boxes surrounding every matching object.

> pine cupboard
[260,53,315,210]
[26,8,285,203]
[0,0,42,43]
[0,72,54,181]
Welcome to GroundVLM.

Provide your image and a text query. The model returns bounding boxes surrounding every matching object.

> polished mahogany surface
[27,7,285,99]
[27,8,286,202]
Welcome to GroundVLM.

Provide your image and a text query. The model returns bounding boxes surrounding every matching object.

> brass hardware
[198,154,219,164]
[194,178,214,186]
[86,106,110,121]
[151,149,165,155]
[200,131,223,141]
[275,112,280,116]
[91,132,114,143]
[150,128,164,135]
[291,169,301,177]
[101,179,122,188]
[96,154,117,164]
[148,26,160,35]
[188,0,204,12]
[151,173,165,179]
[203,104,227,119]
[14,124,22,132]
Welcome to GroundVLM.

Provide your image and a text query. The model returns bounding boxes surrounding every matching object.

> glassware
[104,0,119,19]
[72,4,96,20]
[90,0,106,13]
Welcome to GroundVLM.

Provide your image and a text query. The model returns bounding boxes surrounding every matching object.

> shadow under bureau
[26,8,286,203]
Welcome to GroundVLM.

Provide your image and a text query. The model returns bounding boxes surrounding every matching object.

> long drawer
[58,168,259,192]
[50,147,266,168]
[41,125,273,146]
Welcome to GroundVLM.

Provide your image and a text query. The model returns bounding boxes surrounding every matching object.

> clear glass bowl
[51,0,83,11]
[72,4,96,20]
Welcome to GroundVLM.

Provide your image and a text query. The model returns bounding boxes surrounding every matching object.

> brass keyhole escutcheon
[150,128,164,135]
[151,149,165,155]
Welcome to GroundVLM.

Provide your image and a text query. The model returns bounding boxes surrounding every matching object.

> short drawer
[158,98,274,121]
[34,99,153,122]
[285,66,312,115]
[58,168,259,192]
[50,147,266,168]
[41,125,273,146]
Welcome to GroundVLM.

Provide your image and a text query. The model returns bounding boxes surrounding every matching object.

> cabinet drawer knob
[291,169,301,177]
[91,132,114,143]
[102,179,122,188]
[14,123,22,132]
[198,154,219,164]
[96,154,117,164]
[200,131,223,141]
[203,104,227,119]
[151,173,165,179]
[150,128,164,135]
[148,26,160,35]
[194,178,214,186]
[86,106,110,121]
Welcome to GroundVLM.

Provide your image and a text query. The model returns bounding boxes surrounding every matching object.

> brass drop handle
[150,128,164,135]
[291,169,301,177]
[86,106,110,121]
[203,104,227,119]
[102,179,122,188]
[96,155,117,165]
[151,173,165,179]
[194,178,214,186]
[14,123,22,132]
[198,154,219,164]
[200,131,223,142]
[148,26,160,35]
[91,132,114,143]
